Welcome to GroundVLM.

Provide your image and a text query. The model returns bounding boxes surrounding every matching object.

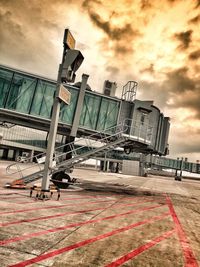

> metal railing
[123,118,154,144]
[6,122,127,179]
[6,118,155,180]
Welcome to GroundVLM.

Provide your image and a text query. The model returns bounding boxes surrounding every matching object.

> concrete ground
[0,161,199,267]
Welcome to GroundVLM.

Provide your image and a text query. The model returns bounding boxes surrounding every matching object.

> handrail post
[16,164,23,179]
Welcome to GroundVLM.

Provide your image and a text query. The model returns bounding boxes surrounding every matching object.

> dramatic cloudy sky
[0,0,200,161]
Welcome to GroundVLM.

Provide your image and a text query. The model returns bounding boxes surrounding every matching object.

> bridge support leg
[70,74,89,137]
[139,154,147,177]
[63,136,75,161]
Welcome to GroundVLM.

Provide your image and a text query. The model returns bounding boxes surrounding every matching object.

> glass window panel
[30,80,56,119]
[79,93,101,129]
[60,87,78,125]
[96,98,109,131]
[38,81,56,118]
[5,73,36,113]
[96,98,120,132]
[0,68,13,107]
[31,80,48,116]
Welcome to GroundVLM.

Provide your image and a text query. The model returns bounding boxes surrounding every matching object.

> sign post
[57,84,71,105]
[41,70,71,191]
[41,29,81,192]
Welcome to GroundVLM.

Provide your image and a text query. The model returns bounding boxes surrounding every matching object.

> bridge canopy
[0,65,120,132]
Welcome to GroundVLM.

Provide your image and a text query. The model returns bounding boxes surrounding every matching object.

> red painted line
[60,196,106,201]
[105,229,175,267]
[0,207,105,228]
[12,201,45,204]
[60,195,144,201]
[14,197,111,205]
[13,194,122,204]
[7,195,113,204]
[0,194,158,215]
[62,196,117,201]
[1,204,166,246]
[2,200,49,205]
[15,196,147,205]
[165,195,199,267]
[0,199,114,215]
[0,193,113,203]
[8,212,169,267]
[60,194,157,201]
[0,199,156,227]
[0,195,28,200]
[61,194,143,198]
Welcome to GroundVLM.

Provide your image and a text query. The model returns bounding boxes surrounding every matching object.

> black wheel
[51,171,71,189]
[124,146,131,154]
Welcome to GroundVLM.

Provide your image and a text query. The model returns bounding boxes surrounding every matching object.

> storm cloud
[174,30,193,50]
[140,0,152,10]
[189,14,200,24]
[0,0,200,160]
[82,0,139,58]
[195,0,200,8]
[165,67,196,93]
[189,50,200,60]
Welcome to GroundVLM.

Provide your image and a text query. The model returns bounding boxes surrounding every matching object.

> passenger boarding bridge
[0,64,170,156]
[0,64,173,187]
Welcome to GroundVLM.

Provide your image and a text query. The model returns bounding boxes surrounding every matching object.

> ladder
[6,122,129,187]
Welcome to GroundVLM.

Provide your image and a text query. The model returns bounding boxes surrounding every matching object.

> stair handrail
[57,136,127,169]
[6,160,44,177]
[54,121,126,152]
[53,123,127,164]
[6,120,128,177]
[122,118,154,144]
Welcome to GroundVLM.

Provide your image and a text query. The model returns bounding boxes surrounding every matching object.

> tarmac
[0,161,199,267]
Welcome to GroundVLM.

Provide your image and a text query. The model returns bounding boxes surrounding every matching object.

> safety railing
[122,118,154,144]
[6,121,127,178]
[51,123,127,166]
[6,118,155,179]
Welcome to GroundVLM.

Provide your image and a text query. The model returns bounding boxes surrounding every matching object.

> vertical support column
[41,97,61,191]
[41,65,62,192]
[15,150,20,161]
[70,74,89,137]
[29,150,34,162]
[103,152,107,172]
[61,74,89,168]
[139,153,147,177]
[106,160,110,172]
[180,157,183,179]
[95,159,98,170]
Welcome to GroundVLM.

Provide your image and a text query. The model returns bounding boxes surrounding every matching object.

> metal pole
[41,28,74,192]
[103,152,107,172]
[180,157,183,178]
[41,64,63,191]
[70,74,89,137]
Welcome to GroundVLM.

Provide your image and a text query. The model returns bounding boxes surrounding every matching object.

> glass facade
[0,69,13,107]
[79,92,120,131]
[79,93,100,129]
[0,65,120,132]
[6,73,37,113]
[96,98,120,132]
[30,80,55,118]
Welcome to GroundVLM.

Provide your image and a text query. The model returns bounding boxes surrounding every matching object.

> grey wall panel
[122,160,139,175]
[160,117,170,155]
[117,100,134,125]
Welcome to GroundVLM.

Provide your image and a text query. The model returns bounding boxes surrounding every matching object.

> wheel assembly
[51,171,71,189]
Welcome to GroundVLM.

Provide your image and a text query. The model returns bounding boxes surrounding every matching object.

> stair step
[9,126,128,185]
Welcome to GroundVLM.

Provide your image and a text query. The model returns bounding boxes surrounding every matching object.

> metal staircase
[5,122,129,187]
